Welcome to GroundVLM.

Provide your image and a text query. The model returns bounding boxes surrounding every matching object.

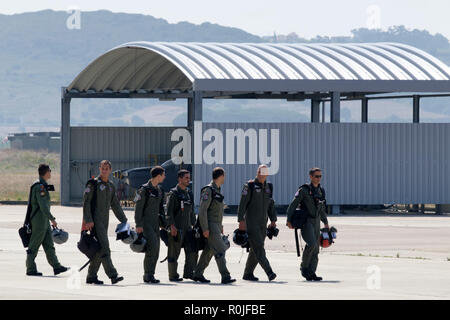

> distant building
[8,132,60,152]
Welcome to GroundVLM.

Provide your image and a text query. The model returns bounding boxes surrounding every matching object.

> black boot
[311,273,323,281]
[268,272,277,281]
[144,275,160,284]
[301,267,313,281]
[242,274,259,281]
[54,266,70,276]
[183,274,195,281]
[26,271,43,276]
[169,277,183,282]
[221,275,236,284]
[111,275,124,284]
[193,275,211,283]
[86,277,104,285]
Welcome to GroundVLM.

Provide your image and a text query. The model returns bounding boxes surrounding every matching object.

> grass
[0,149,60,202]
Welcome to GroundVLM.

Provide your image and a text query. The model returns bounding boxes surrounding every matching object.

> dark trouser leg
[87,249,118,280]
[300,221,319,272]
[215,255,230,278]
[87,226,117,280]
[100,252,118,279]
[183,247,198,278]
[309,240,320,273]
[244,248,258,276]
[208,232,230,278]
[194,242,213,277]
[144,228,160,277]
[308,221,321,274]
[26,223,47,273]
[41,225,61,269]
[167,234,182,279]
[87,254,102,281]
[244,237,273,276]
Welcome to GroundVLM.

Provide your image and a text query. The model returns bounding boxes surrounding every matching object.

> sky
[1,0,449,39]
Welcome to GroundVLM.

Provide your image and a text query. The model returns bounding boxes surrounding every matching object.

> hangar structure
[61,42,450,211]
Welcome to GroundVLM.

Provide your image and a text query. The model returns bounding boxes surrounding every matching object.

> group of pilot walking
[24,161,330,285]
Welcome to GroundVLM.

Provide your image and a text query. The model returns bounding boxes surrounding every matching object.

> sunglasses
[313,175,322,178]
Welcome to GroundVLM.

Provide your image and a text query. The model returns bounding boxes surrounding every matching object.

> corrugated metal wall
[194,123,450,206]
[70,127,183,201]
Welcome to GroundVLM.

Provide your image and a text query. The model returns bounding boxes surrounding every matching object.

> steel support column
[311,99,320,123]
[412,95,421,212]
[321,101,326,123]
[189,91,203,164]
[60,88,71,206]
[330,92,341,123]
[188,91,203,202]
[362,97,368,123]
[413,95,420,123]
[187,97,194,130]
[330,92,341,213]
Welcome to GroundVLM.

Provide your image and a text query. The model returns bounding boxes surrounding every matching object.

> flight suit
[237,178,277,277]
[166,185,198,280]
[194,181,231,279]
[286,183,328,275]
[83,176,127,281]
[134,181,164,279]
[26,178,62,274]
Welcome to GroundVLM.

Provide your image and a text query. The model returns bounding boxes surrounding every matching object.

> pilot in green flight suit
[83,160,128,285]
[26,164,68,276]
[194,167,236,284]
[134,166,166,284]
[287,168,329,281]
[237,164,277,281]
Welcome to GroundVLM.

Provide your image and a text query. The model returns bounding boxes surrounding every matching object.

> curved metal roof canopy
[67,42,450,94]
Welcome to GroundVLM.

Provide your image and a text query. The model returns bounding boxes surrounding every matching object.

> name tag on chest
[214,194,224,202]
[181,199,192,208]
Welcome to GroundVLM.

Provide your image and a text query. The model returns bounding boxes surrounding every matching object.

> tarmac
[1,204,449,300]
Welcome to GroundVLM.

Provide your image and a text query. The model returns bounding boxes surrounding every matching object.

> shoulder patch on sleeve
[84,186,91,194]
[241,185,249,196]
[39,184,46,196]
[134,191,142,202]
[201,190,209,201]
[295,189,300,198]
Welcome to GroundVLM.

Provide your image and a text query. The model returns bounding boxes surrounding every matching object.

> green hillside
[0,10,449,128]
